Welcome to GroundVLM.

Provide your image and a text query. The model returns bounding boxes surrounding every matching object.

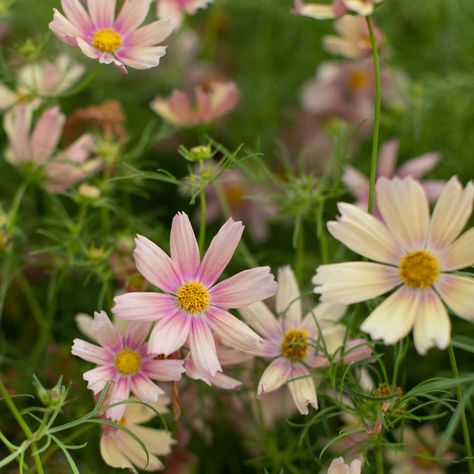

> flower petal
[313,262,400,305]
[275,266,302,329]
[107,377,131,421]
[31,107,65,163]
[143,359,185,381]
[435,274,474,321]
[61,0,93,34]
[170,212,200,281]
[100,433,134,470]
[288,363,318,415]
[115,0,152,34]
[342,165,369,201]
[148,311,190,355]
[129,426,174,456]
[89,311,123,348]
[117,46,167,70]
[442,228,474,271]
[118,430,163,471]
[397,152,441,179]
[130,374,163,403]
[239,302,283,340]
[184,357,242,389]
[72,339,110,364]
[257,357,291,398]
[113,292,177,321]
[127,20,174,47]
[83,365,115,393]
[124,322,151,347]
[87,0,116,29]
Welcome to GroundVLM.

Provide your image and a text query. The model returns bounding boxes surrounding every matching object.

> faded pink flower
[156,0,212,28]
[151,80,239,127]
[327,456,362,474]
[113,212,277,378]
[72,311,185,420]
[294,0,382,19]
[3,104,102,192]
[49,0,173,72]
[313,177,474,355]
[343,139,444,215]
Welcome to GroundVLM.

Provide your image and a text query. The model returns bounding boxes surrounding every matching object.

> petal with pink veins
[128,20,174,47]
[30,107,65,163]
[83,365,115,393]
[170,212,200,281]
[188,316,221,377]
[113,292,177,321]
[239,302,283,340]
[124,322,152,347]
[130,374,163,403]
[144,359,185,381]
[87,0,116,29]
[117,46,167,70]
[107,377,131,421]
[115,0,152,34]
[61,0,93,35]
[72,338,110,364]
[148,311,190,355]
[90,311,123,348]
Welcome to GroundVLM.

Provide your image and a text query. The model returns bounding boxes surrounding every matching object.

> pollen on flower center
[92,29,122,53]
[225,186,245,206]
[349,70,369,92]
[115,349,141,375]
[414,446,435,468]
[281,329,309,362]
[176,281,210,313]
[399,250,440,289]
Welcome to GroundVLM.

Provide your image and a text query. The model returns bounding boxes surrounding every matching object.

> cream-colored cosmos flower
[313,177,474,355]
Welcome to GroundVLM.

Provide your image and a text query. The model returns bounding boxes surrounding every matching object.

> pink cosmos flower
[72,311,185,420]
[313,177,474,355]
[100,396,175,472]
[343,139,444,215]
[294,0,382,19]
[113,212,278,378]
[49,0,173,72]
[327,457,362,474]
[156,0,212,28]
[3,104,102,192]
[240,266,369,415]
[151,80,239,127]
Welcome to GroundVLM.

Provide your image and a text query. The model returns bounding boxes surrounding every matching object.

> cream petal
[435,274,474,321]
[117,46,167,70]
[360,285,419,345]
[297,4,337,19]
[442,228,474,271]
[275,266,302,329]
[118,431,163,471]
[130,374,163,403]
[100,433,134,470]
[239,302,283,340]
[287,363,318,415]
[313,262,400,305]
[257,357,291,398]
[170,212,200,281]
[376,177,430,250]
[302,302,347,334]
[188,316,221,376]
[128,426,174,456]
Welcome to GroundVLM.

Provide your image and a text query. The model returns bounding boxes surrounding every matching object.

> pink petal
[115,0,152,34]
[198,218,244,287]
[87,0,116,29]
[49,9,84,44]
[133,234,182,292]
[276,266,302,329]
[83,365,115,394]
[76,37,101,60]
[113,292,177,321]
[144,359,185,381]
[288,363,317,415]
[124,322,151,347]
[72,338,110,364]
[107,377,131,421]
[3,104,33,163]
[130,374,163,403]
[89,311,123,348]
[170,212,200,281]
[397,152,441,179]
[210,267,278,308]
[148,311,190,355]
[61,0,93,34]
[188,316,221,377]
[377,138,398,178]
[184,357,242,389]
[257,357,291,398]
[31,106,65,163]
[117,46,167,70]
[422,180,446,202]
[238,302,283,340]
[435,274,474,321]
[342,165,369,201]
[127,20,174,47]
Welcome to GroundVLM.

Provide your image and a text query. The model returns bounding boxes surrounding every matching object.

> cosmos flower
[3,103,102,192]
[113,212,277,378]
[151,80,239,127]
[294,0,382,19]
[49,0,173,72]
[327,456,362,474]
[156,0,212,28]
[72,311,185,420]
[100,396,175,472]
[313,177,474,355]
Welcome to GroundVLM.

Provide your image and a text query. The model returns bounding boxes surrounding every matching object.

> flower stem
[375,446,384,474]
[366,16,382,215]
[448,344,474,474]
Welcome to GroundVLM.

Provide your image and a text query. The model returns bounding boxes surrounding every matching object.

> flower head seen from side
[293,0,382,20]
[327,456,362,474]
[313,176,474,355]
[156,0,212,28]
[49,0,174,72]
[113,212,278,379]
[100,396,175,472]
[239,266,349,415]
[72,311,185,420]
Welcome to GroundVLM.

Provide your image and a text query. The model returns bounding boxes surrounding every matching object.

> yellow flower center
[114,349,141,375]
[281,329,309,362]
[92,29,122,53]
[414,446,435,468]
[225,186,245,206]
[176,281,210,313]
[349,70,369,92]
[399,250,440,289]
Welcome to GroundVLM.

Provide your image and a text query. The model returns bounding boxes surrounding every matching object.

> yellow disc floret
[281,329,309,362]
[399,250,440,289]
[115,349,141,375]
[92,29,122,53]
[176,281,210,313]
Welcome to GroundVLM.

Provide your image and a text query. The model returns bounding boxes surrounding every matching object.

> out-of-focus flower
[0,55,84,111]
[343,139,444,215]
[78,183,101,200]
[151,80,239,126]
[323,15,383,58]
[72,311,185,420]
[240,266,358,415]
[3,104,102,192]
[113,212,277,378]
[100,396,175,472]
[313,177,474,355]
[327,456,362,474]
[156,0,212,28]
[386,425,455,474]
[294,0,382,19]
[49,0,173,72]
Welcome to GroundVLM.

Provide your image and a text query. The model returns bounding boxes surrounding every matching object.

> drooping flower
[323,15,383,59]
[313,177,474,355]
[113,212,277,378]
[327,456,362,474]
[72,311,185,420]
[49,0,173,72]
[151,80,239,127]
[156,0,212,28]
[100,396,175,472]
[3,103,102,192]
[294,0,382,19]
[343,139,444,215]
[0,54,84,111]
[239,266,366,415]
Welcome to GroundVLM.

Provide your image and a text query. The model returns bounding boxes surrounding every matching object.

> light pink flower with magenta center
[113,212,278,378]
[156,0,212,28]
[49,0,173,72]
[72,311,185,420]
[294,0,382,19]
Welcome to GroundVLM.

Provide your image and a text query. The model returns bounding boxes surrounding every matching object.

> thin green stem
[375,446,384,474]
[448,344,474,474]
[366,16,382,215]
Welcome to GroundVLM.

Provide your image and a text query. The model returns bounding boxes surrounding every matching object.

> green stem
[375,446,384,474]
[448,344,474,474]
[16,272,46,329]
[366,16,382,215]
[0,381,44,473]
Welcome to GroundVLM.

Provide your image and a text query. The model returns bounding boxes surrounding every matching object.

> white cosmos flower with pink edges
[49,0,174,72]
[156,0,212,28]
[313,177,474,355]
[72,311,185,421]
[113,212,278,378]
